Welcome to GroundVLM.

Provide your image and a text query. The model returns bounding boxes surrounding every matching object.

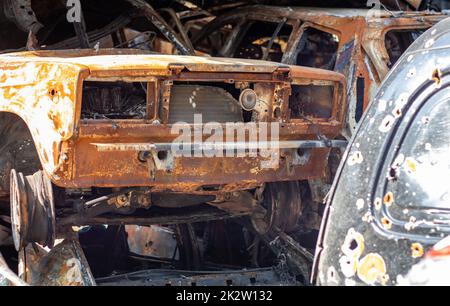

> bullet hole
[327,266,338,284]
[379,115,395,133]
[374,197,382,210]
[250,277,256,285]
[339,255,357,278]
[431,68,442,88]
[384,192,394,206]
[342,228,365,258]
[424,38,435,48]
[349,239,358,250]
[380,274,390,285]
[226,279,233,286]
[392,106,402,118]
[397,93,408,105]
[381,217,392,229]
[348,151,363,166]
[421,116,430,125]
[407,68,416,78]
[387,167,399,181]
[411,243,424,258]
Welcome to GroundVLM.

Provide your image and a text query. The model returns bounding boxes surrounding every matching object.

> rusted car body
[0,49,346,252]
[0,49,345,193]
[192,6,447,136]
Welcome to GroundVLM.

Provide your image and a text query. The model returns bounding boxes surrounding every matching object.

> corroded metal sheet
[126,225,178,259]
[0,49,346,193]
[20,239,95,286]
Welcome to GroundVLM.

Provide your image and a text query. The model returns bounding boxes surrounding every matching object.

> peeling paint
[356,253,387,285]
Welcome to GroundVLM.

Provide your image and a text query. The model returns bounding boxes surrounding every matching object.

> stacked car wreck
[0,0,448,286]
[0,48,346,284]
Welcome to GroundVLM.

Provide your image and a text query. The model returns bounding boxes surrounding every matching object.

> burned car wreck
[0,48,346,285]
[0,0,449,287]
[193,5,447,136]
[314,17,450,286]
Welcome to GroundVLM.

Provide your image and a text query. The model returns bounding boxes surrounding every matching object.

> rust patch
[379,115,395,133]
[383,191,394,206]
[381,217,392,230]
[431,68,442,88]
[411,242,424,258]
[356,253,387,285]
[374,197,382,210]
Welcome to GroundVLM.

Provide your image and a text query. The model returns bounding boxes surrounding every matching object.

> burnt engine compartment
[82,81,147,119]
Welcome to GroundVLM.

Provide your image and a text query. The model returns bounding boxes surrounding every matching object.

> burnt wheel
[10,170,56,251]
[251,181,302,235]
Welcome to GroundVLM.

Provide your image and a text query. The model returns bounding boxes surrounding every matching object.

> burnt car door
[314,18,450,286]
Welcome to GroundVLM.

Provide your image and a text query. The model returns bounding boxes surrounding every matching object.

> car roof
[0,49,289,74]
[0,48,345,82]
[223,5,447,20]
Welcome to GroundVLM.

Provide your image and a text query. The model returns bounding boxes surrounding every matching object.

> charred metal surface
[20,238,96,286]
[70,2,90,49]
[126,225,178,259]
[126,0,194,55]
[59,204,251,227]
[0,49,346,194]
[96,267,295,286]
[260,229,314,284]
[314,18,450,286]
[193,5,446,136]
[10,170,56,251]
